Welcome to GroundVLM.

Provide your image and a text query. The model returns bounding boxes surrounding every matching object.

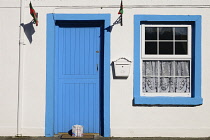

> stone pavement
[0,137,209,140]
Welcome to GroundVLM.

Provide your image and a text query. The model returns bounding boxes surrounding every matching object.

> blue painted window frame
[133,15,202,105]
[46,14,110,137]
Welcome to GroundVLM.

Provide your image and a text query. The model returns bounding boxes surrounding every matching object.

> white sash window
[141,25,191,97]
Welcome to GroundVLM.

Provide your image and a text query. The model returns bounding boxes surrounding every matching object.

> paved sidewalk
[0,137,209,140]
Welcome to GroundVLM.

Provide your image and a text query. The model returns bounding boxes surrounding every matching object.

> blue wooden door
[54,21,102,134]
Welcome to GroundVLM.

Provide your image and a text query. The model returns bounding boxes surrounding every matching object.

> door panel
[54,22,101,134]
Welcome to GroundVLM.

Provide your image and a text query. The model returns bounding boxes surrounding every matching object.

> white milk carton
[72,125,83,137]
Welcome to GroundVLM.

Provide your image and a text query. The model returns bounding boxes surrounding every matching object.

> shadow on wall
[111,62,128,80]
[20,21,35,44]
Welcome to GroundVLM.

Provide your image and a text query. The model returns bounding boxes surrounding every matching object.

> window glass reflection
[145,42,157,54]
[175,27,187,40]
[159,27,173,40]
[175,42,187,55]
[145,27,157,40]
[159,42,173,54]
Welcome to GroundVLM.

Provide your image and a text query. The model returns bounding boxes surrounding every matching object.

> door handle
[96,64,98,71]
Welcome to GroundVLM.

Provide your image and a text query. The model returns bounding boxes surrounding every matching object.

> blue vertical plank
[79,29,85,75]
[74,28,80,75]
[84,83,89,132]
[83,28,88,75]
[57,81,63,132]
[95,28,100,75]
[70,28,76,75]
[95,28,100,74]
[62,84,65,131]
[70,83,75,128]
[62,29,66,75]
[93,83,96,132]
[95,27,100,133]
[93,28,96,75]
[79,83,85,126]
[88,83,94,132]
[74,83,80,124]
[61,28,66,76]
[85,28,90,75]
[93,28,97,75]
[95,82,99,133]
[89,29,94,75]
[65,29,71,75]
[69,84,72,131]
[59,28,64,78]
[66,84,70,131]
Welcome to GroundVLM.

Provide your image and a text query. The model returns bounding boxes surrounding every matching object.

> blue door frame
[46,14,111,137]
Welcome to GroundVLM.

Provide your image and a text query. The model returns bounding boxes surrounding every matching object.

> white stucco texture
[0,0,210,137]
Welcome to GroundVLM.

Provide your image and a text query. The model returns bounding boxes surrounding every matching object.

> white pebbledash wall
[0,0,210,137]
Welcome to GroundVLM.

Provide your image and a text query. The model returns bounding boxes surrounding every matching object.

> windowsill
[133,96,203,106]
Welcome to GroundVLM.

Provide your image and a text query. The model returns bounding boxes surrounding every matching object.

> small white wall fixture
[113,58,131,78]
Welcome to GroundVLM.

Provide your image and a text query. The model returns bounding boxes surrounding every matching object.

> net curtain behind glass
[142,61,190,93]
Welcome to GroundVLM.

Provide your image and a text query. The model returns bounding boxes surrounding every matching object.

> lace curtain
[142,61,190,93]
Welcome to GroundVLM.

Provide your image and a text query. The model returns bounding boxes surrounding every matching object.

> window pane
[142,60,191,94]
[159,27,173,40]
[142,77,158,93]
[145,42,157,54]
[142,61,158,76]
[159,61,174,76]
[159,77,175,93]
[175,77,190,93]
[175,61,190,76]
[175,27,187,40]
[159,42,173,54]
[145,27,157,40]
[175,42,188,54]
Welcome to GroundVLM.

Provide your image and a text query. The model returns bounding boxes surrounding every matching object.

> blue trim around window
[133,15,202,105]
[46,14,110,137]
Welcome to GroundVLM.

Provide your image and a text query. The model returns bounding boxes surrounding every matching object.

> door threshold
[60,133,100,139]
